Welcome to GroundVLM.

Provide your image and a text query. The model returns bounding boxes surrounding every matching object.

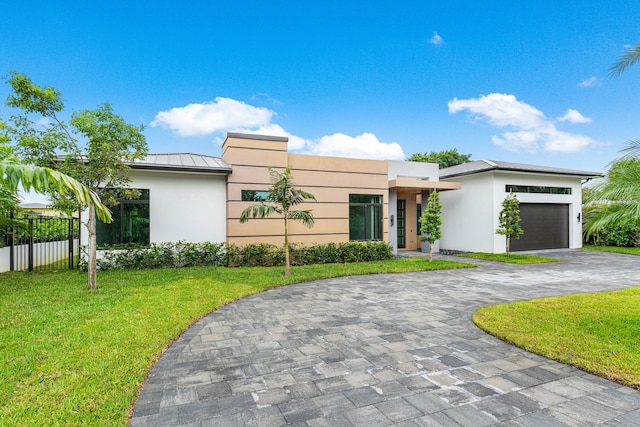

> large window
[97,189,150,246]
[349,194,383,241]
[506,185,571,195]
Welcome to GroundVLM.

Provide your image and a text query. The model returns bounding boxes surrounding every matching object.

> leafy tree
[609,42,640,76]
[583,157,640,245]
[419,191,442,261]
[240,167,316,276]
[4,72,147,289]
[407,148,471,169]
[496,192,523,255]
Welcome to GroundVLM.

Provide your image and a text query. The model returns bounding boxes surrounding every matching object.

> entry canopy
[388,177,461,194]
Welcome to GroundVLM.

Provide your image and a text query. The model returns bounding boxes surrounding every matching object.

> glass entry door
[397,200,406,248]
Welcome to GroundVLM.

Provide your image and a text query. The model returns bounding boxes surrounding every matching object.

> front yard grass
[0,258,474,426]
[454,252,559,264]
[473,287,640,390]
[582,245,640,256]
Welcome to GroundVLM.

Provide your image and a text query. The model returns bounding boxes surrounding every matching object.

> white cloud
[151,97,274,136]
[578,76,599,88]
[449,93,597,153]
[429,32,444,45]
[449,93,546,130]
[305,133,405,160]
[557,108,592,124]
[152,98,404,160]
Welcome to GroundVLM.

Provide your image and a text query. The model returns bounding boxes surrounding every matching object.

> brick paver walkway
[131,250,640,426]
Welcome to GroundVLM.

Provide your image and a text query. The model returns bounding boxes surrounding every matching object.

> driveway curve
[131,250,640,426]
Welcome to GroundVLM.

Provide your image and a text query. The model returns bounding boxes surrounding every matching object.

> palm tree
[0,159,111,222]
[609,43,640,77]
[240,166,316,276]
[583,157,640,241]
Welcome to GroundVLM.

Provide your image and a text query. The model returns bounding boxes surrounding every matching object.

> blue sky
[1,1,639,175]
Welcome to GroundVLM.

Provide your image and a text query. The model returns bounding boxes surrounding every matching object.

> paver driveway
[131,250,640,426]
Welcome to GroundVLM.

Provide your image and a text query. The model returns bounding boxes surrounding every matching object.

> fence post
[28,217,34,272]
[68,217,74,269]
[9,212,15,272]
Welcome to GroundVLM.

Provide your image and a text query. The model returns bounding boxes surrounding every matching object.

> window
[417,203,422,236]
[97,189,150,246]
[505,185,571,195]
[241,190,270,202]
[349,194,383,241]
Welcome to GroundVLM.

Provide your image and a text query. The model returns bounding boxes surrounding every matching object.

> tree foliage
[240,167,316,276]
[609,42,640,77]
[3,71,147,289]
[583,157,640,245]
[407,148,471,169]
[419,191,443,261]
[496,192,523,255]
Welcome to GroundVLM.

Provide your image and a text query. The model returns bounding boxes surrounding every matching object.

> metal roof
[132,153,232,174]
[439,160,602,179]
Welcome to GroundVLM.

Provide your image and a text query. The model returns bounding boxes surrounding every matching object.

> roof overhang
[388,177,461,193]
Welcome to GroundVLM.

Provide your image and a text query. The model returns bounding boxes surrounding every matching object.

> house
[439,160,601,253]
[81,153,231,247]
[87,133,601,255]
[222,133,459,254]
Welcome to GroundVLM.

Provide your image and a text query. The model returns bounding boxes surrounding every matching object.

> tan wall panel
[228,184,388,203]
[289,169,387,189]
[228,218,350,237]
[228,234,352,247]
[223,149,288,171]
[228,201,349,219]
[289,153,388,174]
[222,137,287,156]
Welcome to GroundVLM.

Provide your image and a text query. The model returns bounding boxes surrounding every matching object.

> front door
[397,200,406,248]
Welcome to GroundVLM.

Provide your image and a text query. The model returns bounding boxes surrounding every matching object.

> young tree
[4,72,147,289]
[419,191,443,261]
[407,149,472,169]
[240,167,316,276]
[496,192,523,255]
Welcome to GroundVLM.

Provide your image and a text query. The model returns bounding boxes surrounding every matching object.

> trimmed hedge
[85,240,394,270]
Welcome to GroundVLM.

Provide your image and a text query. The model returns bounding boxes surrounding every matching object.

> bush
[80,241,227,271]
[81,240,394,270]
[584,221,639,247]
[226,243,285,267]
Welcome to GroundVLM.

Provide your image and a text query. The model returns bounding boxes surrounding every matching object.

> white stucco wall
[81,169,227,245]
[440,173,496,253]
[388,160,439,181]
[440,171,585,253]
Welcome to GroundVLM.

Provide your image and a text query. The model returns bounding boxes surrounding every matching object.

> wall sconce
[390,214,394,227]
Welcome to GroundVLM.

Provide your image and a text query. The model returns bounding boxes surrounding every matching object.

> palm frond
[609,44,640,77]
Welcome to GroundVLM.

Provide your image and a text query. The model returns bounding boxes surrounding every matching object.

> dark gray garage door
[511,203,569,251]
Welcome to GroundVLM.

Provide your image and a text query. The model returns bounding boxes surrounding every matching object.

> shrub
[80,240,394,270]
[584,220,639,247]
[80,241,227,271]
[226,243,285,267]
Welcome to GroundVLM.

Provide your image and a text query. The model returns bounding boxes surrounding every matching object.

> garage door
[511,203,569,251]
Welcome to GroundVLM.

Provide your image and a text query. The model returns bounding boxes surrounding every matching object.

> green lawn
[0,258,474,426]
[582,245,640,256]
[473,287,640,390]
[453,252,559,264]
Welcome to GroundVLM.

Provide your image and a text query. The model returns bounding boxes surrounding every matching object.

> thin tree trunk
[506,235,510,256]
[88,204,97,290]
[429,242,433,262]
[284,216,290,276]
